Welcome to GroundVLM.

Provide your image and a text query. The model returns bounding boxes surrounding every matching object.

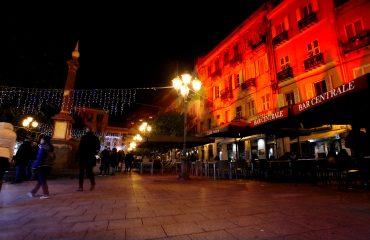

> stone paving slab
[1,173,370,240]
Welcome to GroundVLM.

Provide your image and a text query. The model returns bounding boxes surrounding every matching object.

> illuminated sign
[293,76,370,114]
[252,108,288,127]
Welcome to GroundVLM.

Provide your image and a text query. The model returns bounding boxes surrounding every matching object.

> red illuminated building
[192,0,370,161]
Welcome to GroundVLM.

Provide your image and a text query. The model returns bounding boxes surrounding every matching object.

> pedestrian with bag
[77,127,100,191]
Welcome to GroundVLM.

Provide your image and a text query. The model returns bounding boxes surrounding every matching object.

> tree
[152,111,184,136]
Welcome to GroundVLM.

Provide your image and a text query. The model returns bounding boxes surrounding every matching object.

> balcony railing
[272,31,288,46]
[241,78,256,90]
[277,66,293,81]
[250,36,266,50]
[304,52,324,71]
[220,88,233,100]
[342,31,370,54]
[298,12,317,31]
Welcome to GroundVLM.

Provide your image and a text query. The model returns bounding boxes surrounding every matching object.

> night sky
[0,1,263,122]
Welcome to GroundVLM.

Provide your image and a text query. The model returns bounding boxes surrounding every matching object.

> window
[280,56,290,69]
[96,114,104,123]
[262,94,271,111]
[302,2,313,18]
[276,21,285,35]
[215,60,220,71]
[353,64,370,78]
[247,100,255,117]
[225,110,230,123]
[345,19,363,40]
[224,52,229,65]
[236,106,242,119]
[307,40,320,57]
[208,66,212,77]
[215,86,220,98]
[234,74,240,88]
[314,80,327,96]
[285,91,295,106]
[208,118,212,130]
[216,114,221,124]
[233,44,239,56]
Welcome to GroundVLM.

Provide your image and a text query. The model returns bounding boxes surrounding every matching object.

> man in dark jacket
[77,128,100,191]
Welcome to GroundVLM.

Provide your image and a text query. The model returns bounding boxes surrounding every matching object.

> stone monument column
[51,42,80,174]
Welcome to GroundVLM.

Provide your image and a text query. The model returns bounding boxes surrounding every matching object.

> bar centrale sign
[251,108,288,127]
[293,80,357,114]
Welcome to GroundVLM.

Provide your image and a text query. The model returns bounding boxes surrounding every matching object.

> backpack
[44,146,56,166]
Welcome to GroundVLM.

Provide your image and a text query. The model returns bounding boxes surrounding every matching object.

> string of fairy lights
[0,86,171,115]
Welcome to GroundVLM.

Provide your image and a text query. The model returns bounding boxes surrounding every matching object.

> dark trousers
[78,164,95,188]
[15,164,27,183]
[0,157,9,192]
[31,166,51,196]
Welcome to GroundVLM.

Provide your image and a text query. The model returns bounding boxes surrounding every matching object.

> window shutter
[327,75,333,90]
[284,16,289,31]
[305,84,313,99]
[264,54,269,72]
[296,8,301,21]
[294,88,301,103]
[239,69,244,82]
[277,94,285,108]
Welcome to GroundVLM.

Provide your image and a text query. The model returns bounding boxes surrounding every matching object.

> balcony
[220,88,233,100]
[298,12,317,31]
[250,36,266,50]
[277,66,293,81]
[304,52,324,71]
[272,31,288,46]
[241,78,256,90]
[341,31,370,54]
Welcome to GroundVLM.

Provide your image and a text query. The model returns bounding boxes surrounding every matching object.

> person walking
[0,122,17,192]
[77,128,100,191]
[28,135,55,199]
[13,137,33,183]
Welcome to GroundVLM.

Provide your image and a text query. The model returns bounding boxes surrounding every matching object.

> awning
[297,128,349,142]
[205,119,250,138]
[292,73,370,128]
[137,135,214,149]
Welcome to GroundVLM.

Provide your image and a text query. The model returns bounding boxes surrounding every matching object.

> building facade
[193,0,370,161]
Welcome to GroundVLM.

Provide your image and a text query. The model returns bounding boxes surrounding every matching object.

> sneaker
[40,195,49,199]
[27,192,35,198]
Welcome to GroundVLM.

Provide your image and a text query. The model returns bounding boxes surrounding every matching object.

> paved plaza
[1,172,370,240]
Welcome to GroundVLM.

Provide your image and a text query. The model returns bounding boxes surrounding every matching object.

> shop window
[314,80,327,96]
[307,39,320,57]
[345,19,363,40]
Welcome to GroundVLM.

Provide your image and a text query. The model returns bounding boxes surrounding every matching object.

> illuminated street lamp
[139,122,152,140]
[22,116,39,129]
[172,73,201,180]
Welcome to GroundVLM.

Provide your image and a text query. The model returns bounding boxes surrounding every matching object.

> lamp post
[139,122,152,141]
[172,73,201,180]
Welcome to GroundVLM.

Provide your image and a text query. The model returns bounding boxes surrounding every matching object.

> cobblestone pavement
[1,172,370,240]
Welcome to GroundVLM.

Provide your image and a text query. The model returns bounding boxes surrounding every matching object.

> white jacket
[0,122,17,159]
